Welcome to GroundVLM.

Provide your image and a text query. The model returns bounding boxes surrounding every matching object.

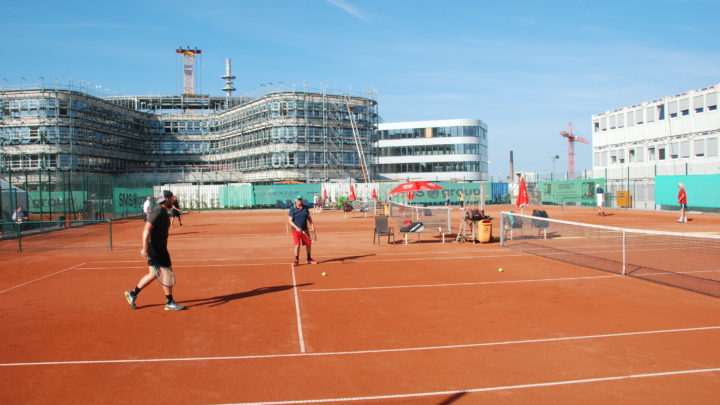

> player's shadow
[437,392,466,404]
[321,254,375,264]
[183,283,313,308]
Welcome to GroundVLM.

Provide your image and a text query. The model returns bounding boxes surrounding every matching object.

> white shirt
[143,199,152,214]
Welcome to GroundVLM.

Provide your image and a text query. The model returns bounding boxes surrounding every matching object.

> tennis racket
[153,265,176,287]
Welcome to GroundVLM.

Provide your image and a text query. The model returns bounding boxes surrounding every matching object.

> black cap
[157,190,174,204]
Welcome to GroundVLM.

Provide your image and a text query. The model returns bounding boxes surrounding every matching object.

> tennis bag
[532,209,549,229]
[400,222,424,232]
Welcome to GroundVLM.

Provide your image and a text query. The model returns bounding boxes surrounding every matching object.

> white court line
[0,263,86,295]
[1,325,717,367]
[301,274,620,293]
[290,264,306,353]
[219,367,720,405]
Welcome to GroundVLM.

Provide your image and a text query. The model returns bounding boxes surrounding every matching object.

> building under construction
[0,87,378,186]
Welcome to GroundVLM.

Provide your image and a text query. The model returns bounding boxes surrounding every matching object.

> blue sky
[3,0,719,178]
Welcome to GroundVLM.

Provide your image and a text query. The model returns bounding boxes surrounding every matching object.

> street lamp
[551,155,560,179]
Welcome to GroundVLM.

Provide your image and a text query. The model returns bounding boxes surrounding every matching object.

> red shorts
[292,229,312,246]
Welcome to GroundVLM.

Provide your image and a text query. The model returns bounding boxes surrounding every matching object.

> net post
[16,222,23,253]
[108,219,113,251]
[621,230,626,275]
[499,212,505,247]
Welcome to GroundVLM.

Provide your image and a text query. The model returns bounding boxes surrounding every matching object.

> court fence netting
[499,211,720,298]
[350,200,377,217]
[388,202,452,235]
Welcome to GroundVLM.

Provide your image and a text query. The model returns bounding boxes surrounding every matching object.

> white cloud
[326,0,369,21]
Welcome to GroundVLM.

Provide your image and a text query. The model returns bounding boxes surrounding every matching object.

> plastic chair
[373,216,396,245]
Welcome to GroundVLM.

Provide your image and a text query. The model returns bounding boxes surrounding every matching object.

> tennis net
[350,200,377,217]
[499,211,720,298]
[388,202,452,234]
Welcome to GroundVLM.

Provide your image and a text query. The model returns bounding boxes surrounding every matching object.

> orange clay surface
[0,205,719,404]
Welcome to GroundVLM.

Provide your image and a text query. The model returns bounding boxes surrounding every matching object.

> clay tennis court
[1,206,719,404]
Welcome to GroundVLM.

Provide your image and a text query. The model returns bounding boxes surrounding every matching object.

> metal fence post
[499,212,505,247]
[621,230,626,276]
[108,219,113,251]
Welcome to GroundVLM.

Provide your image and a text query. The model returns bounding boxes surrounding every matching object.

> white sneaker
[124,291,137,309]
[164,301,186,311]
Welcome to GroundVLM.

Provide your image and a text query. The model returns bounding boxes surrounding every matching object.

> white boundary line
[290,264,306,353]
[0,263,86,295]
[301,274,620,292]
[1,325,717,367]
[218,367,720,404]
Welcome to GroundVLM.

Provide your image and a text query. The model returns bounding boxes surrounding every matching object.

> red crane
[560,123,589,179]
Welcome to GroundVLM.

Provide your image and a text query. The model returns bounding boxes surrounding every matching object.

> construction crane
[560,123,589,179]
[176,46,202,96]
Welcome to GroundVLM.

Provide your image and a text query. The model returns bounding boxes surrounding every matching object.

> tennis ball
[498,267,504,272]
[321,272,327,277]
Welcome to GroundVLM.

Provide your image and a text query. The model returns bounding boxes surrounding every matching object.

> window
[680,141,690,158]
[594,120,599,132]
[618,114,625,128]
[645,107,655,122]
[668,101,678,118]
[647,147,656,161]
[694,95,704,114]
[657,104,665,120]
[609,115,616,129]
[694,139,704,157]
[636,148,644,162]
[707,92,718,111]
[658,147,666,160]
[669,142,679,159]
[600,117,607,131]
[635,109,643,124]
[707,138,718,156]
[679,98,690,116]
[626,111,634,126]
[618,149,625,164]
[610,150,617,164]
[628,149,635,162]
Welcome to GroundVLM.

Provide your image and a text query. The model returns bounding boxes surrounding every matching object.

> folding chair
[373,216,396,245]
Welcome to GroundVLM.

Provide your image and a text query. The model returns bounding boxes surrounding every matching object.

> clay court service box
[616,190,632,208]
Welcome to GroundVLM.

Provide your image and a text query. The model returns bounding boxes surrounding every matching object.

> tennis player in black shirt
[124,190,185,311]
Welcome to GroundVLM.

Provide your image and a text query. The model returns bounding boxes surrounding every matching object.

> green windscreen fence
[253,184,321,206]
[538,178,605,206]
[655,175,720,208]
[219,185,255,207]
[112,187,154,215]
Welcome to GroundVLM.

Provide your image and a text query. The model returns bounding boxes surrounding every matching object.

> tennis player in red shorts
[288,194,317,265]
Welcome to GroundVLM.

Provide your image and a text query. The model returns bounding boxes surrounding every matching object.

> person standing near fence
[458,190,465,210]
[170,198,183,227]
[677,183,688,223]
[595,184,605,216]
[288,194,317,265]
[313,192,322,213]
[12,206,27,223]
[142,196,152,222]
[125,190,185,311]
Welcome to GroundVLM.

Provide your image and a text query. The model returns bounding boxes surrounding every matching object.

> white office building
[591,83,719,209]
[375,119,488,182]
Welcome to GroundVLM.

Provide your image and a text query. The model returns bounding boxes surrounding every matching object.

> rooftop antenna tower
[560,122,589,179]
[221,58,236,97]
[176,46,202,96]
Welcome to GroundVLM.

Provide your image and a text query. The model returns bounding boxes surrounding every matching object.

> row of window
[594,137,719,166]
[379,143,486,157]
[380,126,486,140]
[377,162,484,173]
[595,92,719,132]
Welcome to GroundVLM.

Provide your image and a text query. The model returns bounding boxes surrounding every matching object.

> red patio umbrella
[348,185,356,201]
[389,181,443,194]
[516,177,529,209]
[371,188,378,200]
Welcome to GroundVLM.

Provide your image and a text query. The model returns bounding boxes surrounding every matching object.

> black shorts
[171,211,182,217]
[680,203,687,209]
[147,245,172,268]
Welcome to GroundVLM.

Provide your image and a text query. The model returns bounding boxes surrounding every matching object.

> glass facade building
[0,89,377,184]
[376,119,488,181]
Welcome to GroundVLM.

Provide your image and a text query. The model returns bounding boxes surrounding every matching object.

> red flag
[349,185,356,201]
[371,188,377,200]
[323,189,328,200]
[516,177,529,208]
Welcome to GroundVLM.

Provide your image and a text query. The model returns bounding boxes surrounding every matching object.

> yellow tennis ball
[322,272,327,277]
[498,268,504,272]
